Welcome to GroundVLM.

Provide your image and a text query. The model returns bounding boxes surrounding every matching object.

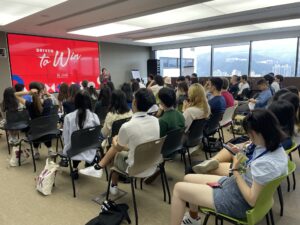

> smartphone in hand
[223,143,239,155]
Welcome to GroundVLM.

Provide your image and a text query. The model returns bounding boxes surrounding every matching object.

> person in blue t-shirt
[207,77,226,115]
[249,79,272,109]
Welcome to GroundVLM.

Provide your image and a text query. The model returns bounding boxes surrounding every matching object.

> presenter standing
[100,68,111,85]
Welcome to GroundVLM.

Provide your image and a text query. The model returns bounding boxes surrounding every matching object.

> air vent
[0,48,7,58]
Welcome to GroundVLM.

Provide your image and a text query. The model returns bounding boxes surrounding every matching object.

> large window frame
[155,37,300,77]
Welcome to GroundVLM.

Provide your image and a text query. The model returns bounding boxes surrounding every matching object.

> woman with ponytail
[15,82,54,159]
[61,91,100,179]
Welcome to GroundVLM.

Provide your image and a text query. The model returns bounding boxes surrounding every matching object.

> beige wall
[100,42,151,88]
[0,32,12,102]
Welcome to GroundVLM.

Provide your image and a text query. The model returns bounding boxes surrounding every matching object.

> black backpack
[86,200,131,225]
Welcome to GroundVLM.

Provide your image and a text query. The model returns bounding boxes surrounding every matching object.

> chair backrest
[67,125,101,158]
[128,136,166,177]
[161,128,184,158]
[219,106,235,126]
[94,106,109,125]
[185,119,207,147]
[111,117,131,137]
[204,112,223,136]
[5,110,30,130]
[27,114,59,140]
[246,160,296,225]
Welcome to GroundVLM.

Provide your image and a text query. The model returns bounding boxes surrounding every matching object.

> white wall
[100,42,151,87]
[0,32,12,102]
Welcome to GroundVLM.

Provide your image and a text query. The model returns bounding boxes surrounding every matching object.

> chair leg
[203,213,210,225]
[287,176,291,192]
[59,136,64,149]
[140,178,144,190]
[187,148,192,167]
[266,212,270,225]
[160,165,166,202]
[68,158,76,198]
[130,178,138,225]
[289,153,293,161]
[298,145,300,158]
[164,169,171,204]
[220,127,225,143]
[106,171,113,200]
[182,151,187,171]
[134,178,137,189]
[231,122,236,139]
[277,185,284,216]
[18,142,22,166]
[30,143,36,172]
[292,171,296,190]
[104,167,109,181]
[269,209,275,225]
[5,130,11,155]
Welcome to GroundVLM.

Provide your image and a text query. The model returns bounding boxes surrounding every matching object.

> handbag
[36,159,59,195]
[9,145,30,167]
[86,200,131,225]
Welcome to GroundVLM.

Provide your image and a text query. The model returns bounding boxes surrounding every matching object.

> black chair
[160,128,185,204]
[20,114,62,172]
[2,110,30,154]
[94,105,109,126]
[183,119,207,168]
[61,125,101,198]
[203,112,224,159]
[108,117,131,145]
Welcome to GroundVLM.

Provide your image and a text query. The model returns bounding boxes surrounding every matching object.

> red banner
[8,34,100,92]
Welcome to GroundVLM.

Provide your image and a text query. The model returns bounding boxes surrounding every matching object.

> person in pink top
[221,77,235,108]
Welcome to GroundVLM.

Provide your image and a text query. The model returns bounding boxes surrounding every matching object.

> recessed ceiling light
[69,0,300,37]
[135,18,300,44]
[0,0,68,26]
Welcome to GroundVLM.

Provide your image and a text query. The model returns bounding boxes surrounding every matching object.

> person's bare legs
[209,162,231,176]
[170,174,221,225]
[212,148,233,162]
[98,146,118,167]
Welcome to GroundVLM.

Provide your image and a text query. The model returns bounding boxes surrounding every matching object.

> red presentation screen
[7,34,100,92]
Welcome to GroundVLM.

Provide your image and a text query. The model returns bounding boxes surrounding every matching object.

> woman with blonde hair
[182,83,210,131]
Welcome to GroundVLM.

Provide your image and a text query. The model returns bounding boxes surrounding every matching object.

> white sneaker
[181,212,201,225]
[192,159,219,174]
[110,185,119,195]
[79,166,103,178]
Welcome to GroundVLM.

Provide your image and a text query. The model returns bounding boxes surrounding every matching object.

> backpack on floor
[9,145,30,167]
[36,159,59,196]
[86,200,131,225]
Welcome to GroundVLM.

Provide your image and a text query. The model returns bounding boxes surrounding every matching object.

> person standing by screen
[100,68,111,85]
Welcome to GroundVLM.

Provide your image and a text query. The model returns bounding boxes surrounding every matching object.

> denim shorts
[213,176,252,219]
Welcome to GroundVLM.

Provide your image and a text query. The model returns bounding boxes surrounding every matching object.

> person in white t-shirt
[80,88,159,195]
[237,75,250,96]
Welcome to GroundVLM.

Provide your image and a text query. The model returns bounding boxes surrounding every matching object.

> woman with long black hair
[62,91,100,179]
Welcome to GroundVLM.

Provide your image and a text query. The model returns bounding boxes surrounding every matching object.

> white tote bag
[36,159,59,195]
[9,145,30,167]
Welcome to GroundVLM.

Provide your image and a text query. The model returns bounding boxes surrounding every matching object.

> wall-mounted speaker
[0,48,7,58]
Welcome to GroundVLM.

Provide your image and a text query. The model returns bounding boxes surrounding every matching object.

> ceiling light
[0,0,68,26]
[69,23,143,37]
[69,0,300,37]
[136,18,300,44]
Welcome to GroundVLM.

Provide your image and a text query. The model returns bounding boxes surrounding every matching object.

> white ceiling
[1,0,300,48]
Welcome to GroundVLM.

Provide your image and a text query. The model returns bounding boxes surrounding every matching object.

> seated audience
[1,87,24,144]
[148,75,164,98]
[264,73,278,94]
[228,75,239,98]
[40,83,59,106]
[15,83,31,102]
[106,81,115,92]
[81,80,89,92]
[221,78,234,108]
[157,87,185,137]
[164,76,173,89]
[170,109,288,225]
[88,82,98,101]
[101,90,132,149]
[237,75,250,99]
[136,78,146,88]
[15,83,54,159]
[94,86,112,122]
[249,79,272,109]
[57,83,69,113]
[185,75,191,86]
[63,84,80,115]
[176,81,188,112]
[62,91,100,179]
[146,74,154,88]
[121,83,133,109]
[182,83,210,131]
[131,79,140,93]
[80,88,159,196]
[286,86,299,96]
[208,77,226,115]
[275,74,284,89]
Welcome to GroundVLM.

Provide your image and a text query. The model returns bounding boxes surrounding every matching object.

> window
[212,43,249,77]
[156,49,180,77]
[251,38,297,77]
[181,46,211,77]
